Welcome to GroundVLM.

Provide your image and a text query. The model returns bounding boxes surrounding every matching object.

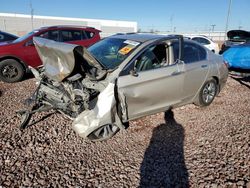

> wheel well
[212,76,220,94]
[212,76,219,84]
[0,56,27,72]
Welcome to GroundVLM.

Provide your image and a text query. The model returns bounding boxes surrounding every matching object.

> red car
[0,26,101,82]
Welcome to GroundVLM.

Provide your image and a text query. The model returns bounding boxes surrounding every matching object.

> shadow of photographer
[139,110,189,187]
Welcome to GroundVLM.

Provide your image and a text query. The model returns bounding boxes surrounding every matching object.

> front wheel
[0,59,25,83]
[87,124,120,141]
[197,79,218,106]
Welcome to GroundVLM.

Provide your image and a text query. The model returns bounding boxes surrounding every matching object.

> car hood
[33,37,106,82]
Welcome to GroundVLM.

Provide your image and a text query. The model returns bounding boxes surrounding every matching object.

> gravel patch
[0,76,249,187]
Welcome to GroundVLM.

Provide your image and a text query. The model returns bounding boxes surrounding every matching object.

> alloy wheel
[202,82,216,104]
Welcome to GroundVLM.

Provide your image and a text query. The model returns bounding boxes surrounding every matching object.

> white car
[187,35,220,54]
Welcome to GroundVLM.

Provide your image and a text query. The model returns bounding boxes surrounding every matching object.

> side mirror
[25,40,34,46]
[130,69,138,77]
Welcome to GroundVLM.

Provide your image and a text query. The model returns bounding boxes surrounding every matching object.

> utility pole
[170,14,174,32]
[224,0,232,41]
[211,24,216,32]
[30,1,34,30]
[3,19,6,31]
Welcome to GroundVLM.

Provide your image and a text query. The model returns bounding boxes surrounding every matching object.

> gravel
[0,76,249,187]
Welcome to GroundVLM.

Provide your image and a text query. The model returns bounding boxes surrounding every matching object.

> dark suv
[0,26,101,82]
[0,31,18,43]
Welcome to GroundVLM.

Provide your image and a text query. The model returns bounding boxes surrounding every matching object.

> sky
[1,0,250,33]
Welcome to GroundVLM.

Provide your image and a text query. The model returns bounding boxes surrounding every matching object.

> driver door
[117,42,185,121]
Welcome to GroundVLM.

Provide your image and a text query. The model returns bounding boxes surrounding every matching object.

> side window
[81,31,88,40]
[198,37,210,45]
[49,30,59,41]
[135,44,168,72]
[39,32,49,39]
[173,42,180,63]
[85,31,95,39]
[183,42,206,63]
[39,30,59,41]
[192,37,210,45]
[61,30,82,42]
[191,37,201,43]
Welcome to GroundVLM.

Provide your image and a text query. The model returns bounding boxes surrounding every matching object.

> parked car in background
[220,30,250,54]
[18,34,228,141]
[223,42,250,72]
[187,35,220,54]
[0,25,101,82]
[0,31,18,43]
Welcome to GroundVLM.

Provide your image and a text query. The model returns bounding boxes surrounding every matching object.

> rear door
[117,41,185,121]
[177,41,210,102]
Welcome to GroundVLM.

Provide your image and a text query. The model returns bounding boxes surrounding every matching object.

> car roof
[109,33,180,43]
[187,35,210,39]
[39,25,99,31]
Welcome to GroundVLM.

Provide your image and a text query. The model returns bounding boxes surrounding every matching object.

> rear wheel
[0,59,25,83]
[197,79,217,106]
[87,124,120,141]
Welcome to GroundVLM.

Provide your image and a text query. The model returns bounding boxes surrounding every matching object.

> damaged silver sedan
[18,34,228,141]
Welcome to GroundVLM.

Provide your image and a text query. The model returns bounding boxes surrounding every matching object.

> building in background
[0,13,137,38]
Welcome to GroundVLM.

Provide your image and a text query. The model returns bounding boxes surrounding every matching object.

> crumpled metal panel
[33,37,78,82]
[72,83,117,138]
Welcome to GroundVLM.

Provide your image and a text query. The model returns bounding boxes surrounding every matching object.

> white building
[0,13,137,37]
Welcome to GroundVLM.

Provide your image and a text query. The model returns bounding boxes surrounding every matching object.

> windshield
[13,30,39,43]
[88,38,140,69]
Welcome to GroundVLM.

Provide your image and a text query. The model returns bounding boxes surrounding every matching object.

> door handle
[201,65,208,68]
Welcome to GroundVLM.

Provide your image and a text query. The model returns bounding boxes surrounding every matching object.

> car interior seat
[136,50,154,71]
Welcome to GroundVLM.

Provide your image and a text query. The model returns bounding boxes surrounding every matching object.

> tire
[87,124,120,142]
[197,79,218,106]
[0,59,25,83]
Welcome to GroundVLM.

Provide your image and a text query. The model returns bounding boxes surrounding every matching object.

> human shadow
[139,110,189,188]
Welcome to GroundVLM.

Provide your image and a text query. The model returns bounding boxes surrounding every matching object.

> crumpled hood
[33,37,106,82]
